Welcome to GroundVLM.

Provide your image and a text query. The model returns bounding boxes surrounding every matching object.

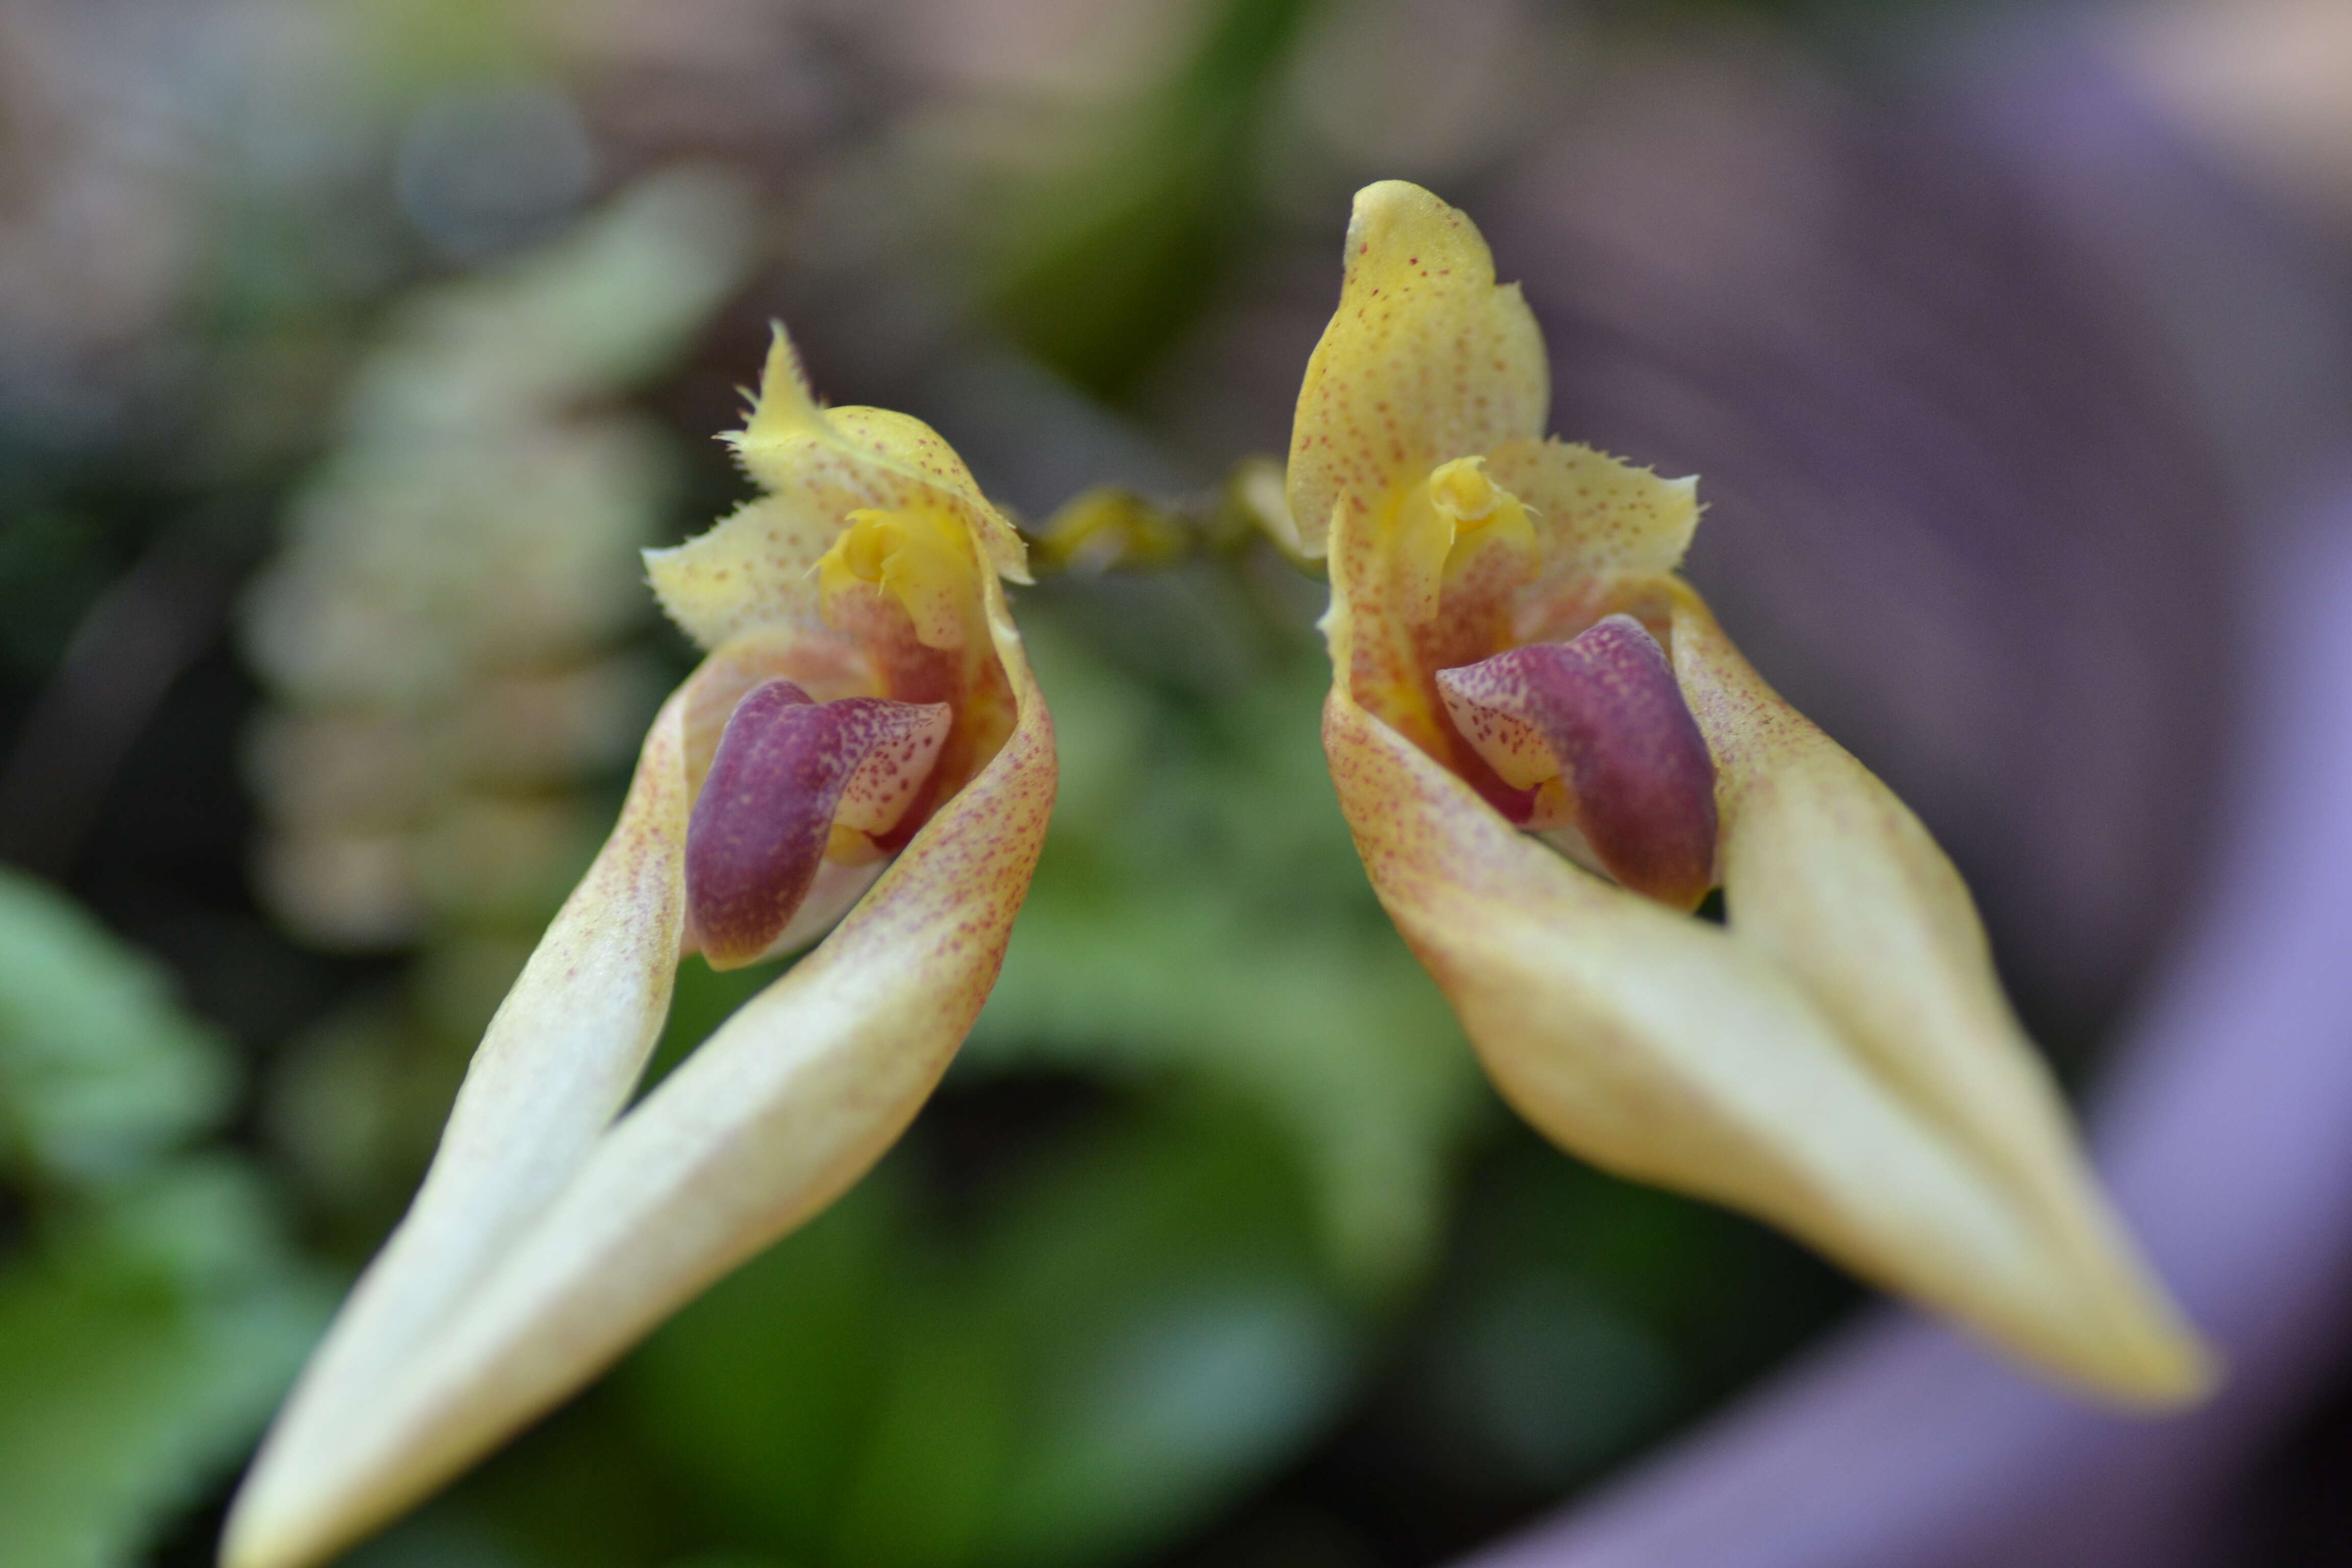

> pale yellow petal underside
[220,575,1057,1568]
[224,685,694,1567]
[1288,181,1549,559]
[1668,582,2212,1400]
[1324,676,2204,1404]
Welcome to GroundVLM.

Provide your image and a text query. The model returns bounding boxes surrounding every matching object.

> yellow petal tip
[2076,1305,2222,1412]
[733,322,827,450]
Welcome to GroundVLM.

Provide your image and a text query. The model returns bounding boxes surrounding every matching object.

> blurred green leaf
[0,511,121,676]
[1400,1136,1855,1498]
[626,1096,1356,1568]
[627,1176,905,1554]
[0,869,234,1190]
[974,1099,1350,1567]
[0,872,334,1566]
[340,1511,543,1568]
[0,1166,331,1568]
[986,0,1319,397]
[974,601,1488,1289]
[1428,1267,1676,1488]
[349,168,752,432]
[829,1292,1019,1568]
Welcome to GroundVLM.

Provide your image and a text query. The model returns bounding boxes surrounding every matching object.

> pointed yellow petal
[1484,438,1699,591]
[648,391,1032,655]
[720,327,1029,590]
[1324,677,2200,1403]
[223,685,693,1567]
[1287,181,1548,559]
[644,493,836,651]
[218,575,1056,1568]
[729,323,826,449]
[1667,581,2213,1404]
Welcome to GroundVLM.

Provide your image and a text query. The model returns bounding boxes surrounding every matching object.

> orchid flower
[222,331,1056,1568]
[1291,181,2211,1406]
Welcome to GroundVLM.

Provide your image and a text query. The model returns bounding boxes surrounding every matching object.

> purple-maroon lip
[1438,615,1719,908]
[685,679,951,968]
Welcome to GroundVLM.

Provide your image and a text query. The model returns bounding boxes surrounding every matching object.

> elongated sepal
[218,575,1054,1568]
[223,683,695,1568]
[685,681,950,969]
[1664,581,2214,1403]
[1325,670,2209,1405]
[1437,614,1718,909]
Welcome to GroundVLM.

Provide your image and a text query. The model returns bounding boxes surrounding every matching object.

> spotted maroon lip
[1437,614,1719,910]
[684,679,952,968]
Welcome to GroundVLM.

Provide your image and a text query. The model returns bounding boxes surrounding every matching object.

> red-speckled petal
[1436,615,1718,910]
[685,681,950,969]
[226,680,694,1568]
[1484,438,1698,590]
[1287,181,1548,558]
[222,571,1056,1568]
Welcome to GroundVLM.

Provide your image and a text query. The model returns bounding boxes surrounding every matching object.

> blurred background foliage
[0,0,1987,1562]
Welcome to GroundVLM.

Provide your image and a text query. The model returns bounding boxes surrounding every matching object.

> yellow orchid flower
[221,330,1056,1568]
[1291,180,2212,1406]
